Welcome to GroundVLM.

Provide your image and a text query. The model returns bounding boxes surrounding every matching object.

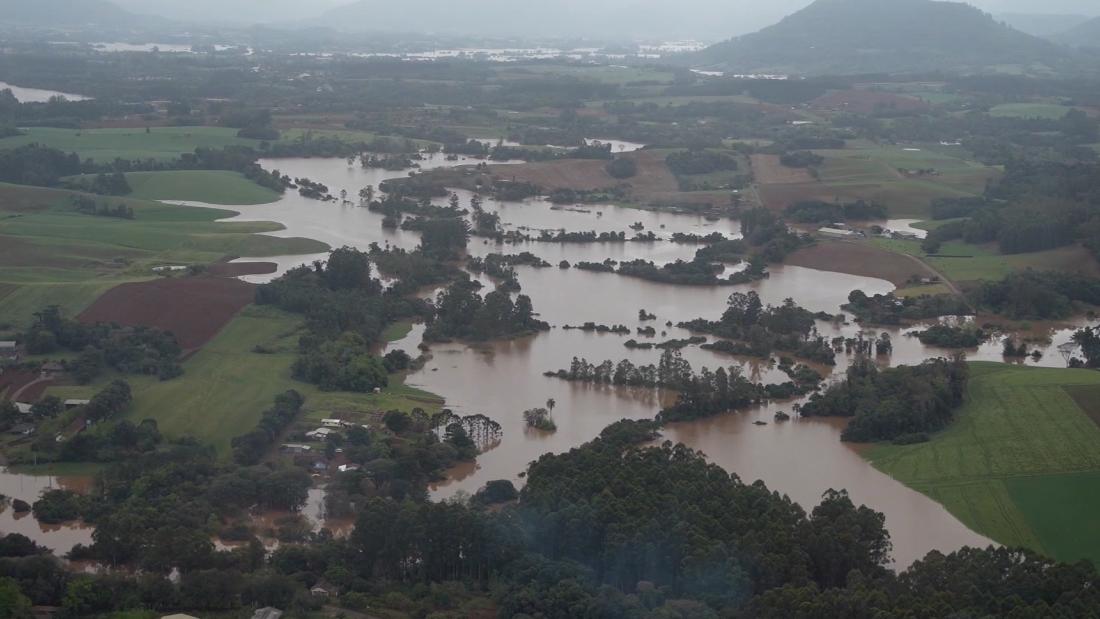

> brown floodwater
[152,155,1096,567]
[0,469,93,554]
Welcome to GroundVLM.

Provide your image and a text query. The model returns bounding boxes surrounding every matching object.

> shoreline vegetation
[4,16,1100,616]
[865,362,1100,566]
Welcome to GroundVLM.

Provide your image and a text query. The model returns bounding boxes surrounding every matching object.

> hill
[693,0,1069,75]
[0,0,137,25]
[318,0,810,40]
[1054,16,1100,48]
[996,12,1093,36]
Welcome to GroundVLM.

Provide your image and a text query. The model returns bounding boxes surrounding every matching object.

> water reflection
[158,155,1094,567]
[0,81,90,103]
[0,468,93,554]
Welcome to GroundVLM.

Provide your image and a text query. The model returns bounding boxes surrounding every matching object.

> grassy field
[988,103,1072,120]
[123,170,280,205]
[865,363,1100,565]
[0,127,268,161]
[756,142,998,218]
[502,64,676,85]
[871,237,1099,284]
[45,306,441,453]
[0,183,326,327]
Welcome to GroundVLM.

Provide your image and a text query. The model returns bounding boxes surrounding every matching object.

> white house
[305,427,334,440]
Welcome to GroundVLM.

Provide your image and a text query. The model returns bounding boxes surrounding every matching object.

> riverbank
[0,182,325,327]
[864,362,1100,566]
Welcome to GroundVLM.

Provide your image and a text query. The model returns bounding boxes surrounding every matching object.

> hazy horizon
[99,0,1100,41]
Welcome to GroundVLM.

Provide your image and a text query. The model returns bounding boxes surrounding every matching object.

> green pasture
[44,306,441,454]
[866,363,1100,565]
[0,183,326,327]
[872,237,1094,284]
[0,126,267,162]
[123,170,280,205]
[810,143,998,218]
[988,103,1073,120]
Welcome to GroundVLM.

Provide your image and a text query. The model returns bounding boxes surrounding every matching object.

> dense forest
[3,419,1099,617]
[799,356,970,443]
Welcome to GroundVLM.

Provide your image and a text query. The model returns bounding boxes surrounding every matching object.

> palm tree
[546,398,556,413]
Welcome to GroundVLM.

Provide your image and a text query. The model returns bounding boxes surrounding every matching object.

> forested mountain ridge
[693,0,1070,75]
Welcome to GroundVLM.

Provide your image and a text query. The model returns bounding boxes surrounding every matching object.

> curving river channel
[4,151,1092,566]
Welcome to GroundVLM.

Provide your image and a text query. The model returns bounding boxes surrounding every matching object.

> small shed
[63,399,90,410]
[0,341,18,359]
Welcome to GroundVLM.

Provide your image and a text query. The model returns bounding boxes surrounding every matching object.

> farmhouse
[305,427,335,440]
[41,362,63,378]
[281,443,312,454]
[0,341,18,360]
[14,402,32,415]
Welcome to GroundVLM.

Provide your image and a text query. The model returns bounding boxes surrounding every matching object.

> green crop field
[988,103,1073,120]
[45,306,441,453]
[0,126,268,161]
[871,237,1096,284]
[0,183,326,327]
[865,363,1100,565]
[123,170,280,205]
[785,143,1000,218]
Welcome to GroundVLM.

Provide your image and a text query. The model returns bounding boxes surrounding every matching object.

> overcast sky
[110,0,1100,33]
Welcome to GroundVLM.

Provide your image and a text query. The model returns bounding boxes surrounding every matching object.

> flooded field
[0,468,92,554]
[0,81,90,103]
[14,152,1089,566]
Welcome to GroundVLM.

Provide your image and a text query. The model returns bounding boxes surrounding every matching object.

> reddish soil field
[811,90,930,115]
[77,276,256,351]
[786,240,934,286]
[0,369,48,401]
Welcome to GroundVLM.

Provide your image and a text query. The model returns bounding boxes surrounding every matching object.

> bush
[605,157,638,179]
[780,151,824,168]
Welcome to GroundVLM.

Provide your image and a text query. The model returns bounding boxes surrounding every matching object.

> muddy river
[7,152,1093,566]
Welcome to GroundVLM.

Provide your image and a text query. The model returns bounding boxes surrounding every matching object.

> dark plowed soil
[77,276,256,351]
